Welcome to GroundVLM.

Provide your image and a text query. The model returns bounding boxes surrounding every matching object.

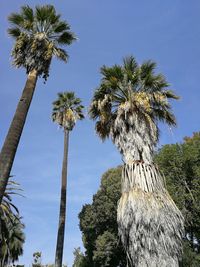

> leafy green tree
[0,5,76,203]
[72,247,88,267]
[79,167,127,267]
[0,215,24,267]
[93,231,118,267]
[89,56,183,266]
[182,241,200,267]
[52,92,84,267]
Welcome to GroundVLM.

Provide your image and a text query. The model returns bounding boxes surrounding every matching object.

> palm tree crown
[89,56,179,163]
[8,5,76,80]
[52,92,84,131]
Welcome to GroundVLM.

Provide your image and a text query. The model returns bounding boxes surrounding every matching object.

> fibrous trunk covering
[110,109,158,164]
[117,162,184,267]
[112,112,184,266]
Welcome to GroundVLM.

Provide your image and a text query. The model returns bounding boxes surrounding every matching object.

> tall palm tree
[52,92,84,267]
[89,56,184,267]
[0,5,76,203]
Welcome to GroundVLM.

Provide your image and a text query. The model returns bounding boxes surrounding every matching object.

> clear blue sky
[1,0,200,266]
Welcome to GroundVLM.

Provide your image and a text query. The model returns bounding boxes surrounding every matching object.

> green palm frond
[53,21,70,33]
[164,89,180,100]
[21,5,34,22]
[101,65,124,85]
[0,180,25,266]
[8,13,24,27]
[7,27,21,38]
[8,5,76,80]
[140,60,156,76]
[53,47,68,62]
[123,56,138,72]
[95,121,111,141]
[1,180,23,219]
[56,31,76,45]
[0,215,25,266]
[152,108,177,126]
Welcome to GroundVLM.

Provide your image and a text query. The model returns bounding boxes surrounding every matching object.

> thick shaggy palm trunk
[111,111,158,164]
[112,113,184,266]
[55,130,69,267]
[117,162,184,267]
[0,70,38,204]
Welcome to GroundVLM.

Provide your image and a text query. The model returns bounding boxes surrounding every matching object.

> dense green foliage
[0,181,25,267]
[0,215,24,267]
[78,132,200,267]
[72,248,88,267]
[78,167,127,267]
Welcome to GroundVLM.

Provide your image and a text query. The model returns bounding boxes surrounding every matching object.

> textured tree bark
[117,162,184,267]
[110,113,184,266]
[55,129,69,267]
[0,69,38,203]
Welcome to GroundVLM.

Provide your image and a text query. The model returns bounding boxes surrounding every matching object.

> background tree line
[74,132,200,267]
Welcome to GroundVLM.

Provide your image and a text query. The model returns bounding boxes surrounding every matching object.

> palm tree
[0,5,76,203]
[89,56,184,267]
[52,92,84,267]
[0,215,25,267]
[0,181,25,267]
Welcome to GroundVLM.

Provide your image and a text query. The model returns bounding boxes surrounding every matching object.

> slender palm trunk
[0,70,38,204]
[55,129,69,267]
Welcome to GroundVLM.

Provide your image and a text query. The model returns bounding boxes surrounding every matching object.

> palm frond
[35,5,56,23]
[53,47,68,61]
[140,60,157,77]
[8,13,24,27]
[7,27,21,38]
[0,179,25,266]
[21,5,34,22]
[164,89,180,99]
[101,65,124,83]
[95,121,111,141]
[53,21,69,33]
[123,55,138,72]
[57,31,76,45]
